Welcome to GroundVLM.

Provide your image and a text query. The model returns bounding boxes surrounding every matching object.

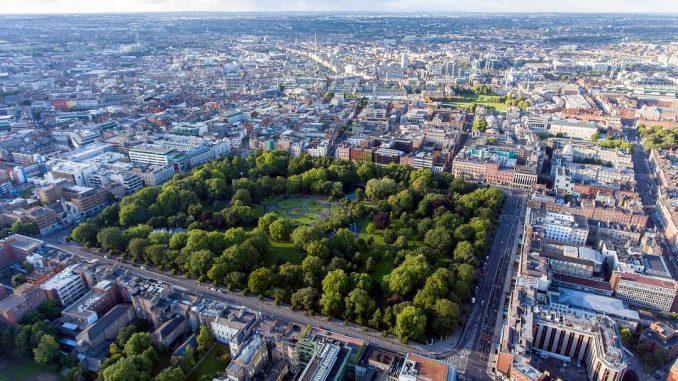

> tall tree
[248,267,274,296]
[196,326,214,354]
[102,358,140,381]
[33,334,61,368]
[395,306,427,342]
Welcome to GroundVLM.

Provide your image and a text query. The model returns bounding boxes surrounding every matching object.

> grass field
[268,240,303,265]
[0,357,59,381]
[186,345,229,381]
[372,257,394,281]
[268,196,335,226]
[353,216,428,282]
[355,218,394,281]
[441,94,507,111]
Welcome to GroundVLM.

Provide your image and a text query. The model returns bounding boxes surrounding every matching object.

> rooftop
[398,353,456,381]
[40,264,82,290]
[130,143,175,155]
[616,272,677,290]
[2,234,44,253]
[553,288,639,322]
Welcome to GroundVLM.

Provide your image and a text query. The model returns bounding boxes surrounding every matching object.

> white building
[129,144,176,166]
[210,306,257,355]
[612,272,677,312]
[550,119,599,140]
[47,161,97,186]
[40,264,87,307]
[306,139,331,157]
[531,210,589,246]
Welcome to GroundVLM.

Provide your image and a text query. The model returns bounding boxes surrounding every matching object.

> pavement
[44,238,424,357]
[628,135,678,278]
[444,190,526,380]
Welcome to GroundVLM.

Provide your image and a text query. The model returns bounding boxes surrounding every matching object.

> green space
[0,301,70,381]
[437,85,530,112]
[186,345,230,381]
[592,136,632,153]
[72,150,505,342]
[267,195,336,226]
[269,240,303,265]
[0,358,59,381]
[442,94,508,111]
[638,124,677,150]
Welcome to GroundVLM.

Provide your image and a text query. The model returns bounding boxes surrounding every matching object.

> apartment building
[335,143,351,161]
[349,147,373,163]
[298,343,351,381]
[452,140,538,189]
[540,246,603,278]
[128,144,176,166]
[0,284,48,324]
[639,322,678,359]
[2,206,61,235]
[62,280,118,327]
[211,306,257,355]
[530,210,589,246]
[134,164,175,186]
[611,272,678,312]
[374,147,401,165]
[0,234,45,269]
[550,119,599,140]
[527,198,648,229]
[398,353,456,381]
[40,264,87,307]
[64,186,110,217]
[225,334,268,381]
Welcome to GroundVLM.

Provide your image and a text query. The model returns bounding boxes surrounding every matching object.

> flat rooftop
[554,287,639,322]
[3,234,44,252]
[130,143,174,155]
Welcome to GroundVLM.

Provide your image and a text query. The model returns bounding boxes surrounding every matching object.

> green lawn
[292,215,318,225]
[268,196,335,226]
[441,94,507,111]
[268,240,303,265]
[277,198,306,209]
[354,218,394,281]
[372,256,394,282]
[186,345,229,381]
[356,218,384,245]
[0,357,59,381]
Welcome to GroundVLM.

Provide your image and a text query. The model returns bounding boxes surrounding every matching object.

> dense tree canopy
[11,221,39,236]
[72,150,504,342]
[638,124,677,150]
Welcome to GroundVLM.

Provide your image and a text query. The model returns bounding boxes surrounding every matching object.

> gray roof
[85,304,131,339]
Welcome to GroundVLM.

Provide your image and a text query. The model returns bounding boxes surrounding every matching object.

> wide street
[627,129,678,278]
[45,240,423,356]
[446,190,526,380]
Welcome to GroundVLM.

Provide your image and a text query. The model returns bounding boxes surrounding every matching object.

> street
[45,240,424,356]
[628,133,678,278]
[446,191,526,380]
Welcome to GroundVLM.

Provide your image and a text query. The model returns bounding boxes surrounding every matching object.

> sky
[1,0,677,14]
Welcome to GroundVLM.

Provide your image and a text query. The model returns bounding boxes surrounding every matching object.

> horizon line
[1,10,678,16]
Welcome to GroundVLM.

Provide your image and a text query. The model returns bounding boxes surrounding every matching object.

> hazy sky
[2,0,678,14]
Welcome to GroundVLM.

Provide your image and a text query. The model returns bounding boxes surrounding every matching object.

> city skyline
[2,0,678,14]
